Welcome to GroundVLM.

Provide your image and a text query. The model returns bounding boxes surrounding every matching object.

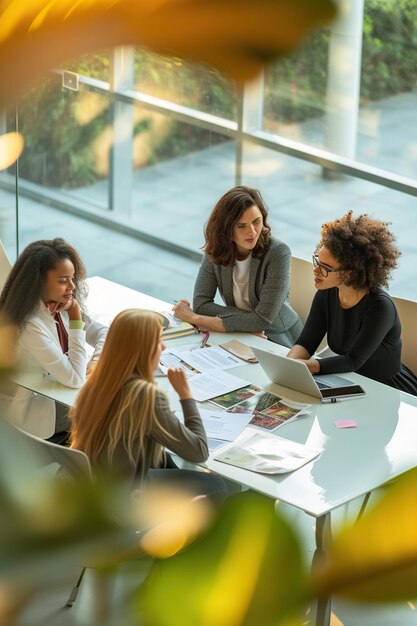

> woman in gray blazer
[173,186,302,347]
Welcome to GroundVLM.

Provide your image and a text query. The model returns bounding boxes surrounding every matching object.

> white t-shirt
[232,254,252,311]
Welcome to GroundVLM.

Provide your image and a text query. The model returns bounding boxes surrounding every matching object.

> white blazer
[9,301,107,438]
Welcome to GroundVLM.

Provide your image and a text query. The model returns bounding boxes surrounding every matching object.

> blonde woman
[69,308,226,499]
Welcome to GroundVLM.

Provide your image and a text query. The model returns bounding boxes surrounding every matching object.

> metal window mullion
[109,47,135,216]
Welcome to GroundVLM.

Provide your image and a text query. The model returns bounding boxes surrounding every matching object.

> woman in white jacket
[0,238,107,442]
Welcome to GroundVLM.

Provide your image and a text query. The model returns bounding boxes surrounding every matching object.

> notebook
[250,346,366,401]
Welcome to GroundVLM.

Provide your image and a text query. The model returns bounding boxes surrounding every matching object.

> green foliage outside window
[10,1,417,188]
[361,0,417,100]
[11,77,108,188]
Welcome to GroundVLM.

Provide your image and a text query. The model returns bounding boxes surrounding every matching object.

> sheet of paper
[159,351,200,376]
[213,427,322,475]
[199,407,253,442]
[169,344,241,372]
[188,370,250,402]
[207,438,228,451]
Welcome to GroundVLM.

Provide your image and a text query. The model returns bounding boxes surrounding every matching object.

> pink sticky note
[335,419,357,429]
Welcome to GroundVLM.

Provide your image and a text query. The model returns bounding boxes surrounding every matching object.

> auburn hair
[204,186,271,265]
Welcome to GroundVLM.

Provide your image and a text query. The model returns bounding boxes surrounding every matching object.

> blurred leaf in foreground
[136,491,307,626]
[0,132,24,170]
[313,467,417,603]
[0,0,337,107]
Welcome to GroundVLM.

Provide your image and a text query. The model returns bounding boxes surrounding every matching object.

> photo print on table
[209,384,263,410]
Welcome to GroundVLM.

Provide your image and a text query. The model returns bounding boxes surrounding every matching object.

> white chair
[289,255,316,324]
[392,294,417,375]
[289,255,327,352]
[0,422,94,607]
[0,421,211,618]
[0,239,12,292]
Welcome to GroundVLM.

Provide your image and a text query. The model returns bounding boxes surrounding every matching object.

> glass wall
[2,0,417,301]
[263,27,330,149]
[6,75,110,210]
[358,0,417,177]
[134,49,237,120]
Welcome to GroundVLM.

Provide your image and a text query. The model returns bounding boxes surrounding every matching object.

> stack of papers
[211,388,310,431]
[167,344,242,371]
[187,370,251,402]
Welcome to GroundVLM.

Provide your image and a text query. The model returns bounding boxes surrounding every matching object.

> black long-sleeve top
[296,288,417,394]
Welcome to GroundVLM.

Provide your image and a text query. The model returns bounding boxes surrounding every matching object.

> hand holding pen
[172,299,196,324]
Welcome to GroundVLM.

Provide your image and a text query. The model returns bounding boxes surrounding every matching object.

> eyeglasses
[193,325,210,348]
[312,254,341,278]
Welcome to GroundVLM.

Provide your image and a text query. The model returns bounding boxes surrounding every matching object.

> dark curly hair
[318,211,400,292]
[0,238,88,328]
[204,186,271,265]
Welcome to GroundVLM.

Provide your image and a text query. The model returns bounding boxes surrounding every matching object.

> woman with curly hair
[0,238,107,441]
[287,211,417,394]
[173,186,302,347]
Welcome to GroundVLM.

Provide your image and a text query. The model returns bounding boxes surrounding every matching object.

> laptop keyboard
[316,380,331,390]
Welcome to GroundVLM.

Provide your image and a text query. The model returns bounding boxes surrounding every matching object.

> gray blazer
[193,236,302,346]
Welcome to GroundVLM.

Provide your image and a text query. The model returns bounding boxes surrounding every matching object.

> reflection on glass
[358,1,417,177]
[130,104,235,252]
[134,48,237,120]
[65,52,110,82]
[11,75,110,209]
[263,28,330,148]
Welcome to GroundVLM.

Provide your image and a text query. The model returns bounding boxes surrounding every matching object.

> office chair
[0,422,98,607]
[289,255,327,352]
[1,421,213,616]
[289,256,316,324]
[392,295,417,375]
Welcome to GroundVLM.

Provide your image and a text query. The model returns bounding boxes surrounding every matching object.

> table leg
[311,512,332,626]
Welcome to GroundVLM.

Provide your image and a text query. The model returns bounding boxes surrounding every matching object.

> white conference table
[11,276,417,626]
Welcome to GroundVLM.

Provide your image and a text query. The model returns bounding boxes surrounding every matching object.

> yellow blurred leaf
[137,492,306,626]
[135,486,215,558]
[0,0,337,107]
[313,467,417,602]
[0,132,24,170]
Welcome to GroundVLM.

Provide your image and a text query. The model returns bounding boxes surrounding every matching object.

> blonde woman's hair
[70,308,168,472]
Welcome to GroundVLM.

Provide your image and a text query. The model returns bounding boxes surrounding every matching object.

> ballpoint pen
[321,397,352,403]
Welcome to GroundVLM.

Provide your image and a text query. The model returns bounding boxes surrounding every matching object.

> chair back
[289,255,327,352]
[5,422,92,483]
[392,295,417,375]
[0,239,12,292]
[289,256,315,323]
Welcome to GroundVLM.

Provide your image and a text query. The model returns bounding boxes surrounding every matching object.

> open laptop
[250,346,366,401]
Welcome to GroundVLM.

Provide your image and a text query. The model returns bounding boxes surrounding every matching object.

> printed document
[198,407,253,442]
[187,370,250,402]
[213,428,322,475]
[168,344,242,372]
